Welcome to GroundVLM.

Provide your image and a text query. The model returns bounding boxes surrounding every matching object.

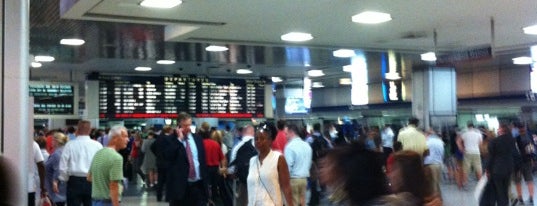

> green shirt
[89,147,124,200]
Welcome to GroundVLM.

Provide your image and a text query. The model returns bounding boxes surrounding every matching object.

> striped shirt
[89,148,123,200]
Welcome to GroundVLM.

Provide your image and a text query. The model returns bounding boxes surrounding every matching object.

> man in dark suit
[481,123,518,206]
[163,112,208,206]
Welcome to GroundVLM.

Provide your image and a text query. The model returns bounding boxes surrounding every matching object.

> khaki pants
[426,164,443,196]
[463,153,482,177]
[290,178,307,206]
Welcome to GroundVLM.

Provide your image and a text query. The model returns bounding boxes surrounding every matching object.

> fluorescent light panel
[60,38,85,46]
[333,49,355,58]
[205,45,229,52]
[339,78,352,85]
[271,77,283,82]
[135,67,152,71]
[523,25,537,35]
[312,82,324,88]
[31,62,42,68]
[421,52,437,61]
[281,32,313,42]
[157,60,175,65]
[34,55,55,62]
[140,0,182,8]
[236,69,252,74]
[352,11,392,24]
[343,65,354,72]
[513,56,533,65]
[307,70,324,77]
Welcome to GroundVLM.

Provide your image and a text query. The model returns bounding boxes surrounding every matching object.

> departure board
[98,75,265,119]
[29,82,76,115]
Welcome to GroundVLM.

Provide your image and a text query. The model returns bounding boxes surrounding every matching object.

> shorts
[463,153,482,175]
[514,161,534,183]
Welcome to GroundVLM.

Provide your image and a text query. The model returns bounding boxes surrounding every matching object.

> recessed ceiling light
[312,82,324,88]
[281,32,314,42]
[135,67,152,71]
[34,55,55,62]
[60,38,85,46]
[333,49,355,58]
[205,45,229,52]
[339,78,352,85]
[307,69,325,77]
[352,11,392,24]
[513,56,533,65]
[31,62,42,68]
[271,77,283,83]
[140,0,182,8]
[343,65,354,72]
[236,69,253,74]
[420,52,437,61]
[157,60,175,65]
[523,25,537,35]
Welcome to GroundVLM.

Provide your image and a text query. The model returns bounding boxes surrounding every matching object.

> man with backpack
[228,125,257,206]
[512,122,536,205]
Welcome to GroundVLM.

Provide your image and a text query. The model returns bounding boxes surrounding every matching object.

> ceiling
[29,0,537,87]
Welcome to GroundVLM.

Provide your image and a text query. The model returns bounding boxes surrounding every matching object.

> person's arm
[58,146,69,181]
[37,161,46,195]
[51,154,61,193]
[277,155,294,206]
[109,181,120,206]
[456,135,465,153]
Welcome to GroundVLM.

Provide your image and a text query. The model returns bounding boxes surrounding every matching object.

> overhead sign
[436,46,492,64]
[29,82,77,116]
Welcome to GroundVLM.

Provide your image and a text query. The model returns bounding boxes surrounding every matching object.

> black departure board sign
[98,75,265,119]
[29,83,76,115]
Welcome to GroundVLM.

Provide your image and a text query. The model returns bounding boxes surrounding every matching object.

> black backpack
[231,139,258,183]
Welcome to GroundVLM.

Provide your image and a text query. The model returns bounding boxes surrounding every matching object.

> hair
[35,136,47,149]
[393,141,403,152]
[392,151,427,200]
[467,122,475,128]
[162,126,173,134]
[211,130,224,144]
[199,129,212,139]
[53,132,68,146]
[77,120,92,135]
[313,123,321,131]
[287,124,300,137]
[408,117,419,126]
[108,125,126,140]
[257,122,278,141]
[200,122,211,132]
[177,112,192,124]
[277,119,287,130]
[67,126,76,133]
[147,132,156,138]
[320,142,389,205]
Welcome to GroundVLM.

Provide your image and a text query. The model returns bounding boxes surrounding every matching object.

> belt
[92,199,112,203]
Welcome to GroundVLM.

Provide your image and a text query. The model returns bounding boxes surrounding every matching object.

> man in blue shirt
[284,124,312,206]
[424,127,444,196]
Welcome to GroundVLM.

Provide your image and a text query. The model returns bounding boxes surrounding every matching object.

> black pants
[67,176,92,206]
[28,192,35,206]
[169,180,206,206]
[480,174,510,206]
[207,166,219,201]
[156,167,168,201]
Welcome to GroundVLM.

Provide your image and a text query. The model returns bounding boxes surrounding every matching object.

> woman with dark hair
[247,122,294,206]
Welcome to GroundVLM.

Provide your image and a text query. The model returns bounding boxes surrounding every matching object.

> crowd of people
[18,114,537,206]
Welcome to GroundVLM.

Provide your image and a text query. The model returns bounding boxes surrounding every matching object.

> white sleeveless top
[247,150,283,206]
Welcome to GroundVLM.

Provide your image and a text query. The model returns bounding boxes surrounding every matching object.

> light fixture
[352,11,392,24]
[34,55,55,62]
[60,38,85,46]
[307,69,325,77]
[31,62,42,68]
[281,32,314,42]
[420,52,437,61]
[140,0,182,8]
[333,49,355,58]
[343,65,354,72]
[271,77,283,83]
[157,60,175,65]
[339,78,352,85]
[312,82,324,88]
[236,69,253,74]
[385,72,401,80]
[523,25,537,35]
[205,45,229,52]
[135,67,152,71]
[513,56,533,65]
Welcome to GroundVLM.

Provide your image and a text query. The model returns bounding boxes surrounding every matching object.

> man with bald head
[59,120,103,206]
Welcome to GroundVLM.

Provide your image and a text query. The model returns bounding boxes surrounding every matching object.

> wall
[457,65,530,98]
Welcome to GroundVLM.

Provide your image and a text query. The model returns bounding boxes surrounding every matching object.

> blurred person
[162,112,208,206]
[210,129,233,206]
[512,122,536,205]
[386,141,403,175]
[59,120,103,206]
[129,132,145,186]
[366,126,382,152]
[284,124,312,206]
[480,123,517,206]
[151,126,174,202]
[87,126,129,206]
[36,136,50,161]
[398,117,428,157]
[247,122,294,206]
[424,128,445,197]
[45,132,69,206]
[457,122,483,187]
[223,125,234,150]
[381,124,395,160]
[309,123,331,206]
[228,124,256,206]
[45,130,55,154]
[141,132,158,188]
[0,155,18,205]
[272,119,288,153]
[29,139,47,206]
[67,126,77,141]
[200,128,227,205]
[212,130,228,156]
[96,129,109,146]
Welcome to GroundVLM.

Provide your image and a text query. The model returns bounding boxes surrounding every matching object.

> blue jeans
[92,199,112,206]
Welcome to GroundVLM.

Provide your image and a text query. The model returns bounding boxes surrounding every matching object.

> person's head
[498,123,510,136]
[67,126,76,134]
[199,129,212,140]
[76,120,91,136]
[467,122,475,128]
[318,142,389,205]
[108,126,129,150]
[389,151,426,199]
[408,117,419,127]
[162,126,173,135]
[200,122,210,133]
[516,122,527,135]
[393,141,403,152]
[211,130,224,144]
[242,124,255,137]
[147,132,155,139]
[285,124,300,140]
[313,123,321,132]
[277,119,287,131]
[254,122,277,153]
[177,112,193,135]
[53,132,68,148]
[35,136,47,149]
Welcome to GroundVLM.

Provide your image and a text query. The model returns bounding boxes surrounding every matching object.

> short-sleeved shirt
[398,126,428,156]
[203,139,224,167]
[89,148,124,200]
[461,128,482,154]
[29,141,45,192]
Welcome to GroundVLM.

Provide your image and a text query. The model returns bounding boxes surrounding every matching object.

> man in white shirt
[284,124,312,206]
[457,122,483,187]
[398,117,428,156]
[59,120,103,206]
[228,124,255,206]
[29,140,46,206]
[381,125,395,159]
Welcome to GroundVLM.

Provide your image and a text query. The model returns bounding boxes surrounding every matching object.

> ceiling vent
[401,32,427,39]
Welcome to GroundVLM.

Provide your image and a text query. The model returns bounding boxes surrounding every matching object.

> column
[1,0,30,205]
[412,66,457,130]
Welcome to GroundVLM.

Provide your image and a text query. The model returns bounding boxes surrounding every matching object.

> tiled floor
[121,178,534,206]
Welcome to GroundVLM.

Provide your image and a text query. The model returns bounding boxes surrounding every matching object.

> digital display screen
[98,75,265,119]
[29,83,76,115]
[284,98,309,114]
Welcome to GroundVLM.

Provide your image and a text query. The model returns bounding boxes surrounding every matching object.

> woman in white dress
[247,122,294,206]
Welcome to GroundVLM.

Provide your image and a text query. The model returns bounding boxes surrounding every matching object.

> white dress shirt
[180,133,201,182]
[59,135,103,181]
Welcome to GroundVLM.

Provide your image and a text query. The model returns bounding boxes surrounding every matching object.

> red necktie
[185,137,196,180]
